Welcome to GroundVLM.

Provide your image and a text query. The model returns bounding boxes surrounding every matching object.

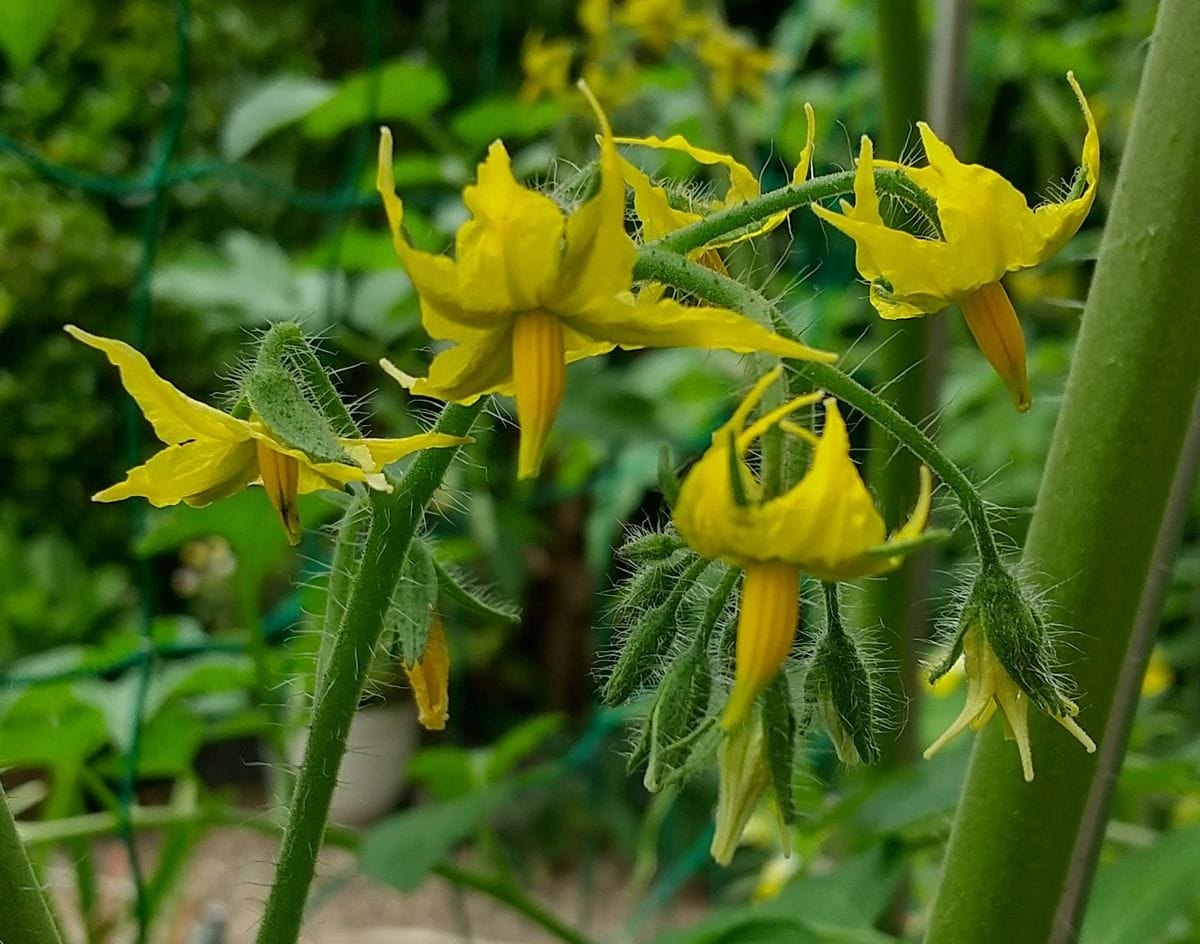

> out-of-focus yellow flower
[615,0,705,53]
[617,102,816,266]
[673,368,931,725]
[924,624,1095,781]
[405,614,450,730]
[812,73,1098,412]
[377,89,833,479]
[578,0,610,43]
[66,326,468,544]
[519,31,574,104]
[753,852,800,901]
[695,21,778,104]
[1141,646,1174,698]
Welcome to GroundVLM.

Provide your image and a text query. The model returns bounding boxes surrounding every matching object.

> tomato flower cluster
[69,69,1100,862]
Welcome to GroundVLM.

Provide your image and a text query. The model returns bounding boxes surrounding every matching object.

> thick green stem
[0,782,65,944]
[255,402,480,944]
[925,3,1200,940]
[634,247,1000,566]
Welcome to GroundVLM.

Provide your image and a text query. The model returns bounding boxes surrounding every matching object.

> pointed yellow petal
[723,561,800,728]
[65,325,247,445]
[511,311,566,479]
[338,433,473,469]
[613,132,761,206]
[93,439,258,508]
[565,295,835,363]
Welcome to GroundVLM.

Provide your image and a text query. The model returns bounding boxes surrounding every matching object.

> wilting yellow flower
[924,624,1095,781]
[405,614,450,730]
[812,73,1098,412]
[377,89,833,479]
[673,368,931,725]
[617,102,816,272]
[66,326,468,544]
[695,21,777,104]
[519,31,574,104]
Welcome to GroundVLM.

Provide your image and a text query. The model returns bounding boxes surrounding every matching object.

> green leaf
[0,684,107,768]
[303,59,449,139]
[1080,825,1200,944]
[483,712,564,782]
[221,75,334,159]
[449,95,562,149]
[387,540,439,668]
[0,0,66,72]
[405,746,475,801]
[359,785,513,892]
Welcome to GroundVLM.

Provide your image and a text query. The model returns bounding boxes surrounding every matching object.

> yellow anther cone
[512,311,566,479]
[960,281,1032,412]
[405,615,451,731]
[256,441,302,544]
[723,561,800,729]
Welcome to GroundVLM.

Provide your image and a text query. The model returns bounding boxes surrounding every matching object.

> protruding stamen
[256,442,301,545]
[512,310,566,479]
[723,560,801,729]
[960,281,1032,412]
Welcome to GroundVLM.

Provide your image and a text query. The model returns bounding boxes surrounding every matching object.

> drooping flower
[67,325,469,544]
[616,101,816,275]
[923,623,1095,781]
[673,368,931,726]
[377,87,834,479]
[812,73,1099,412]
[405,613,451,730]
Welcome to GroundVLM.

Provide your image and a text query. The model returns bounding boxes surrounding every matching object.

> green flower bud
[807,584,881,765]
[925,564,1096,781]
[710,718,771,866]
[642,643,712,791]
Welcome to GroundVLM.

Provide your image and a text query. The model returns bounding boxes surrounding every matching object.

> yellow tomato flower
[616,102,816,270]
[405,614,451,730]
[923,624,1095,781]
[519,31,574,104]
[377,88,834,479]
[695,21,777,104]
[673,368,931,726]
[615,0,705,53]
[66,325,469,545]
[812,73,1099,412]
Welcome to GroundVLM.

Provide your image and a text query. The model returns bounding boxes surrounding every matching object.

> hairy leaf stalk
[0,781,65,944]
[925,1,1200,940]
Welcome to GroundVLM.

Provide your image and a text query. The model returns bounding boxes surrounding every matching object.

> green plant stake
[925,1,1200,939]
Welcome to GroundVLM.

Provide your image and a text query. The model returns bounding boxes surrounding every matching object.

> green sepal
[242,363,349,465]
[431,552,520,625]
[657,445,681,509]
[603,557,710,705]
[614,548,696,617]
[761,673,800,825]
[864,528,951,558]
[385,539,439,670]
[809,584,881,765]
[643,643,713,792]
[658,720,721,791]
[617,529,687,563]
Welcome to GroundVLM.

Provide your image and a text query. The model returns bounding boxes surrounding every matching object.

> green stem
[925,2,1200,940]
[0,782,65,944]
[434,864,598,944]
[634,246,1000,566]
[650,168,940,257]
[255,402,481,944]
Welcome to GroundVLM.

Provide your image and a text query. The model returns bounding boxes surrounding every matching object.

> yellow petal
[458,141,567,311]
[338,433,473,469]
[565,294,836,363]
[65,325,248,445]
[407,326,516,403]
[511,310,566,479]
[256,441,302,545]
[1030,72,1101,258]
[613,132,762,206]
[93,439,258,508]
[405,615,450,730]
[616,152,703,242]
[723,560,800,728]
